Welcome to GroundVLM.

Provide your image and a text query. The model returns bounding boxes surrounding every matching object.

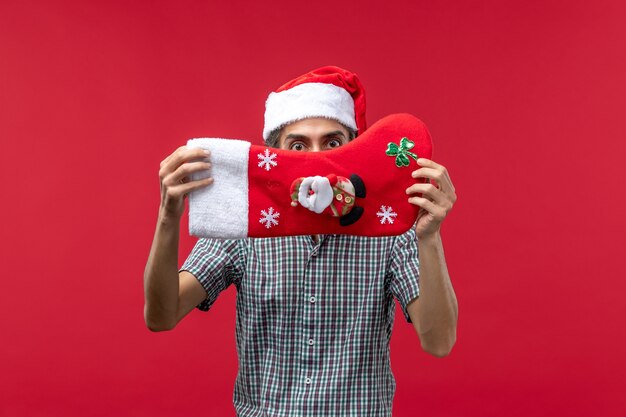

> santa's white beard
[297,176,334,214]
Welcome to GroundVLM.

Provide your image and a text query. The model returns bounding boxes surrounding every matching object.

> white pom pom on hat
[263,66,367,140]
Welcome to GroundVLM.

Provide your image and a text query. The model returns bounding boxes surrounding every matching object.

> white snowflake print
[257,148,278,171]
[376,205,398,225]
[259,207,280,229]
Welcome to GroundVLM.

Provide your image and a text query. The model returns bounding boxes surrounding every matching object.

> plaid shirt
[181,230,420,417]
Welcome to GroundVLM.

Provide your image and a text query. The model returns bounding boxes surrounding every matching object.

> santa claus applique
[290,173,367,226]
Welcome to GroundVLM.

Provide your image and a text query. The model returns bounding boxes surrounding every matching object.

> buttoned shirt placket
[295,234,325,414]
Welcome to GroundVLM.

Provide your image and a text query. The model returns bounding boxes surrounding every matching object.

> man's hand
[158,146,213,219]
[405,158,457,239]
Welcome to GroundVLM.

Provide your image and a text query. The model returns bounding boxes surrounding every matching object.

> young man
[144,66,458,416]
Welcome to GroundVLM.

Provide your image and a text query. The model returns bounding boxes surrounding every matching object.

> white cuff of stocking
[186,138,250,239]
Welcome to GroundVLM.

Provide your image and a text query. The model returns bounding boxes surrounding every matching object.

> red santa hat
[263,66,367,140]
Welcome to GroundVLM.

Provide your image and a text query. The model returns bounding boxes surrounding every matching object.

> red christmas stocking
[187,113,433,239]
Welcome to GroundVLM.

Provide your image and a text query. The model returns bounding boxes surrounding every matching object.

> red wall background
[1,0,625,416]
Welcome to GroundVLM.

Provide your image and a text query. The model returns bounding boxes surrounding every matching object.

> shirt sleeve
[180,238,247,311]
[387,227,420,323]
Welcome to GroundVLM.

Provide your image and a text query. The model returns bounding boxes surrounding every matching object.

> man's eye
[290,142,306,151]
[327,139,342,148]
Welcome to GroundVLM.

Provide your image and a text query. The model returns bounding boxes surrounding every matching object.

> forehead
[281,117,348,137]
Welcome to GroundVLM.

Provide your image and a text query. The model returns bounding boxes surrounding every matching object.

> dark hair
[265,121,357,148]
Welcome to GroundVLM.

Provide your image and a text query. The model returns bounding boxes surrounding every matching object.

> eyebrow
[284,130,347,141]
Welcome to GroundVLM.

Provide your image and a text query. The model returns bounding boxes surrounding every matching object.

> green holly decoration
[386,137,419,167]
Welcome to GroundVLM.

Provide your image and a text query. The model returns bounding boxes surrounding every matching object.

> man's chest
[236,235,395,325]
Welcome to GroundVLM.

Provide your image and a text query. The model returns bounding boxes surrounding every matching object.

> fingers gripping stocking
[187,113,433,239]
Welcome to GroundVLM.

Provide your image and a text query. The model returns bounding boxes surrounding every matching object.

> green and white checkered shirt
[181,230,420,417]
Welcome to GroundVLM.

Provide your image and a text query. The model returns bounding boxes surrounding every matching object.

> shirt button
[308,339,315,346]
[305,377,312,385]
[309,296,316,303]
